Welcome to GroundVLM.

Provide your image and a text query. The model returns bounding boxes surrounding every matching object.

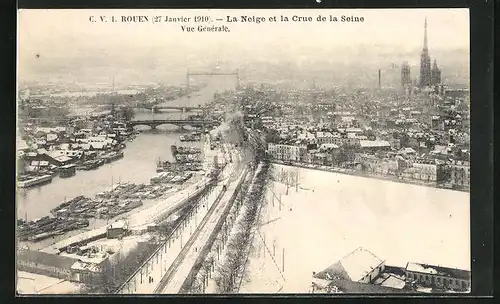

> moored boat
[17,174,53,188]
[59,164,76,178]
[78,159,102,170]
[103,151,124,163]
[179,131,202,142]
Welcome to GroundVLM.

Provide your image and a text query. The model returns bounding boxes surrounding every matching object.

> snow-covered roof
[17,138,29,150]
[312,277,334,289]
[70,261,101,273]
[346,128,363,133]
[37,148,48,155]
[406,262,470,280]
[89,142,107,149]
[360,140,390,148]
[36,127,55,134]
[337,247,385,282]
[376,274,406,289]
[400,147,416,154]
[31,160,50,167]
[53,155,73,163]
[109,220,127,230]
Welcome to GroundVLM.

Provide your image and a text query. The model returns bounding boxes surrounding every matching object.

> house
[17,249,79,280]
[359,140,391,153]
[450,160,470,188]
[405,262,470,291]
[51,146,84,160]
[46,150,74,166]
[316,132,340,144]
[399,147,417,157]
[17,137,30,152]
[318,143,340,152]
[24,150,69,167]
[46,133,59,143]
[70,260,103,284]
[267,143,307,162]
[28,160,50,172]
[106,220,128,239]
[410,158,445,182]
[314,247,386,284]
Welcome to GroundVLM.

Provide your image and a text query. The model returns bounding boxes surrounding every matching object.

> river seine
[17,82,234,221]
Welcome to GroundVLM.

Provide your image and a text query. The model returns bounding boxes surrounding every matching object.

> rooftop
[373,273,406,289]
[18,249,78,270]
[70,260,101,273]
[405,262,470,281]
[108,220,127,230]
[360,140,391,148]
[40,227,108,254]
[317,247,385,282]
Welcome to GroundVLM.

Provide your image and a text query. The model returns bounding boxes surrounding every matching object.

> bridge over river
[129,118,219,129]
[131,74,238,127]
[134,104,208,113]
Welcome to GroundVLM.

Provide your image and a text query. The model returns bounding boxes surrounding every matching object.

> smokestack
[378,69,381,89]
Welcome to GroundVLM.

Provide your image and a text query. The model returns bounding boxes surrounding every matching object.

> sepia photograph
[16,8,471,295]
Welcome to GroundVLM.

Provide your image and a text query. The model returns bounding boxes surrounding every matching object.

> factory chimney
[378,69,381,89]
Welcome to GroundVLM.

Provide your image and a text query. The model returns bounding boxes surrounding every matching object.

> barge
[102,151,124,163]
[179,132,201,142]
[17,174,53,188]
[171,145,202,156]
[77,159,105,170]
[59,164,76,178]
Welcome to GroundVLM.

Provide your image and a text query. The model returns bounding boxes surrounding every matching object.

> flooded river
[17,82,234,221]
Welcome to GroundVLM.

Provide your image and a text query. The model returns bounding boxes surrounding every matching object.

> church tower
[401,61,412,88]
[419,18,432,87]
[431,59,441,86]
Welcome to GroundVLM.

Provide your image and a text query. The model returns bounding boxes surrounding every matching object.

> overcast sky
[18,9,469,84]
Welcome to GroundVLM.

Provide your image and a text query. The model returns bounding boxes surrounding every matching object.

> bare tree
[211,163,271,294]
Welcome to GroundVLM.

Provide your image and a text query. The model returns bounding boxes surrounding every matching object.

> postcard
[16,8,470,295]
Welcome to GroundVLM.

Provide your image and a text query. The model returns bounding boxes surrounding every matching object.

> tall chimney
[378,69,381,89]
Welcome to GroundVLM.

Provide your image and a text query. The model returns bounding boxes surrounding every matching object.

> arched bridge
[129,119,218,129]
[135,105,208,112]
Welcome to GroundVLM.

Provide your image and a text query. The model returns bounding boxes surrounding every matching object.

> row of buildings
[17,114,132,176]
[245,66,469,189]
[266,139,469,189]
[18,220,131,285]
[312,247,470,293]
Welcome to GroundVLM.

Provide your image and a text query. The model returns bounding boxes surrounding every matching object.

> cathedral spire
[423,17,428,51]
[419,17,431,88]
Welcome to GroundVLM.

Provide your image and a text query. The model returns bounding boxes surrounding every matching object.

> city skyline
[18,9,469,86]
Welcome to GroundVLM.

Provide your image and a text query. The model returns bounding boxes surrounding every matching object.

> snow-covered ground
[204,164,263,294]
[240,164,470,293]
[125,184,224,294]
[17,271,83,295]
[120,150,236,294]
[160,168,247,294]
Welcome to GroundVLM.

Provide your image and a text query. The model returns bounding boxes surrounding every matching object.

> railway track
[153,181,229,293]
[178,166,251,293]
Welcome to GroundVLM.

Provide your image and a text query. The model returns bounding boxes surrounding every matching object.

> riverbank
[18,171,204,252]
[271,160,469,193]
[17,132,208,250]
[17,131,205,221]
